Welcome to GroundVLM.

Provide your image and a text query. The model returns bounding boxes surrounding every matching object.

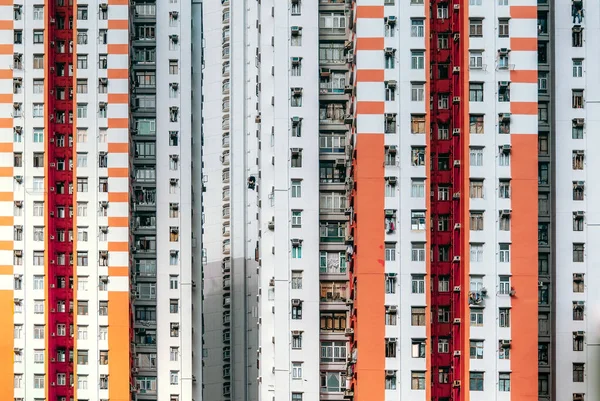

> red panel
[430,1,465,400]
[46,2,75,400]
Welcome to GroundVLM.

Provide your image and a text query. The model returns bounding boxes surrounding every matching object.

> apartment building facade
[0,1,202,401]
[201,0,540,400]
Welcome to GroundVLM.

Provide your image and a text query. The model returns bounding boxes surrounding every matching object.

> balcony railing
[319,82,345,94]
[319,135,345,153]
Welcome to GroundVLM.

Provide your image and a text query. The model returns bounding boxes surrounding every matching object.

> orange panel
[354,134,384,401]
[108,292,130,401]
[510,38,537,51]
[108,217,128,227]
[0,20,13,30]
[510,102,537,115]
[108,192,128,202]
[107,118,128,128]
[0,193,13,201]
[0,167,13,177]
[108,168,129,177]
[0,45,13,54]
[0,143,12,152]
[107,44,128,54]
[355,37,384,51]
[108,143,128,153]
[108,93,128,104]
[511,70,537,83]
[355,101,384,115]
[0,216,14,225]
[0,291,13,401]
[108,242,128,252]
[108,266,129,277]
[510,134,538,401]
[0,94,13,103]
[355,69,384,82]
[0,241,13,250]
[0,265,12,275]
[108,20,129,29]
[108,0,129,4]
[0,70,13,79]
[510,6,537,19]
[355,6,384,19]
[0,118,13,128]
[0,0,15,4]
[107,69,128,79]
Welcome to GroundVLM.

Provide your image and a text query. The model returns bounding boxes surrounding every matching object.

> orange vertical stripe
[108,292,131,400]
[510,134,538,401]
[354,134,385,401]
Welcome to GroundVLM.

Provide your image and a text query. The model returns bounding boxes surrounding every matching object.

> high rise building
[202,0,542,400]
[0,1,202,401]
[3,1,600,401]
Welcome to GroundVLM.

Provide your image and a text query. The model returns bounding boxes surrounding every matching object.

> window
[411,307,426,326]
[291,272,302,289]
[499,373,511,392]
[411,51,425,69]
[33,103,44,118]
[499,19,509,37]
[33,325,44,339]
[385,338,397,358]
[385,114,397,133]
[573,181,584,200]
[385,50,395,69]
[573,90,584,108]
[470,211,484,231]
[498,82,510,102]
[411,180,425,198]
[470,244,483,263]
[411,372,426,390]
[499,308,510,327]
[470,340,484,359]
[469,83,484,102]
[411,19,424,37]
[573,59,583,77]
[573,363,584,382]
[291,211,302,227]
[470,372,484,391]
[411,340,426,358]
[470,147,483,166]
[469,19,483,37]
[34,375,44,389]
[411,83,424,101]
[409,275,425,294]
[291,302,302,319]
[33,30,44,44]
[469,115,484,134]
[411,115,426,134]
[385,274,396,294]
[437,338,449,353]
[386,308,397,325]
[291,180,301,197]
[499,243,510,263]
[292,362,303,379]
[292,394,303,401]
[574,332,584,351]
[573,302,584,320]
[411,211,426,230]
[573,243,585,262]
[438,306,450,323]
[470,180,484,198]
[385,180,396,197]
[499,180,511,199]
[470,51,483,69]
[437,4,448,18]
[573,27,583,47]
[292,333,303,349]
[292,245,302,259]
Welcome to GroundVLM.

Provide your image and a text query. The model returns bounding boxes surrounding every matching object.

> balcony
[320,223,346,243]
[319,135,346,154]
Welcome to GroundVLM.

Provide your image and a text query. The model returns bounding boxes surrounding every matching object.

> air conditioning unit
[453,66,460,73]
[574,331,585,337]
[269,278,275,287]
[452,128,461,135]
[291,57,301,64]
[502,144,511,152]
[290,26,301,34]
[538,281,544,287]
[453,33,460,41]
[453,350,461,356]
[453,256,460,262]
[574,393,584,401]
[500,340,512,348]
[291,238,301,247]
[499,81,510,87]
[100,275,109,283]
[291,299,301,306]
[268,220,274,230]
[453,160,460,167]
[292,330,301,336]
[386,16,397,23]
[453,286,461,292]
[384,47,394,55]
[386,176,397,185]
[346,299,354,305]
[573,273,584,281]
[452,96,460,103]
[453,318,461,324]
[387,305,397,313]
[385,370,395,377]
[573,118,584,127]
[500,209,511,216]
[345,328,354,336]
[453,192,460,199]
[498,48,510,55]
[454,223,461,230]
[452,380,461,388]
[292,88,302,95]
[132,367,139,373]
